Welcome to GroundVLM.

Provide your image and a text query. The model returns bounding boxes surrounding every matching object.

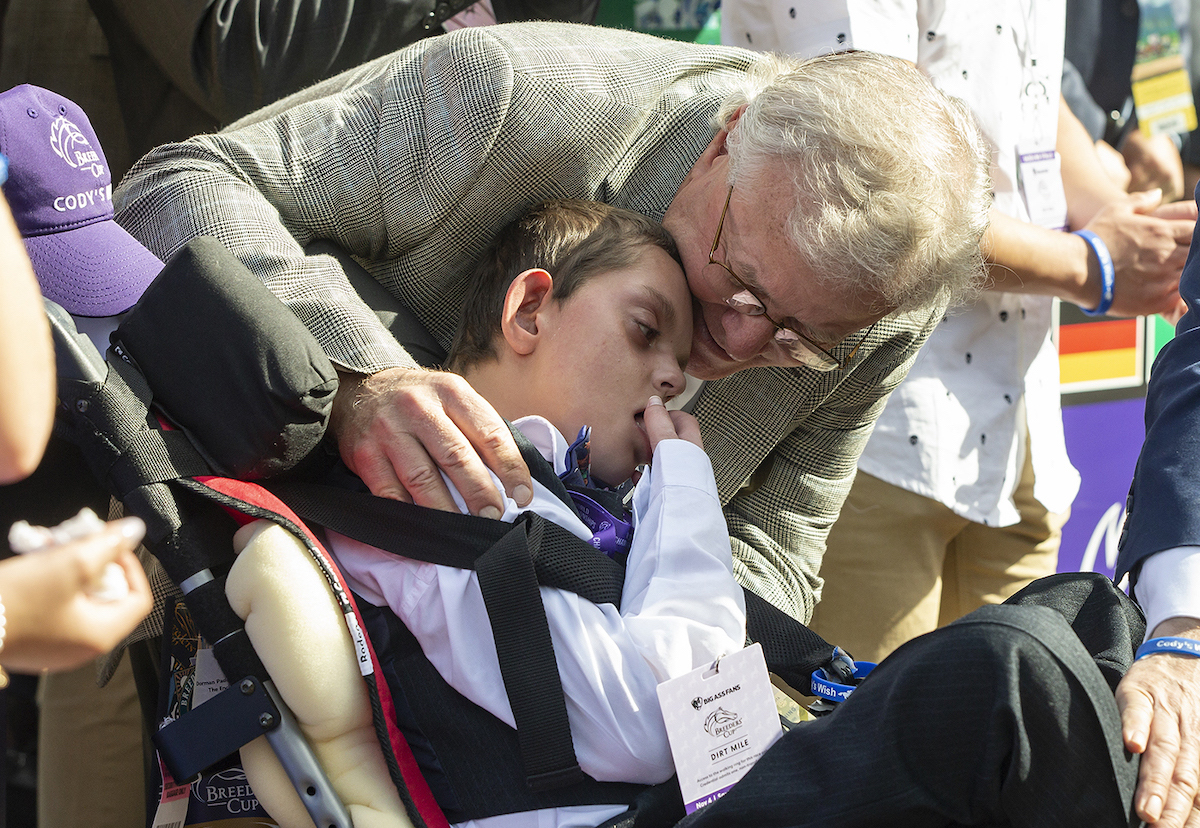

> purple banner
[1059,397,1146,578]
[686,784,735,814]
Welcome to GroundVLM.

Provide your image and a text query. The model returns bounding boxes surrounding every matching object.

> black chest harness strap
[265,429,840,794]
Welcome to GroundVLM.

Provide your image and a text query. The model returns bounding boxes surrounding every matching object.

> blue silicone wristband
[810,661,876,702]
[1074,229,1115,316]
[1135,636,1200,661]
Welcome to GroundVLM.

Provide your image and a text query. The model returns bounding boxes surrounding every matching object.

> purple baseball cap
[0,84,162,317]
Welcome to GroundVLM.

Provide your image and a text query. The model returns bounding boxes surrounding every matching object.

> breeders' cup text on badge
[703,707,743,740]
[657,645,784,815]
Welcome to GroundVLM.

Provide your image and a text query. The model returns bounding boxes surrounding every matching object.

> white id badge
[656,643,782,813]
[192,645,230,707]
[1017,148,1069,231]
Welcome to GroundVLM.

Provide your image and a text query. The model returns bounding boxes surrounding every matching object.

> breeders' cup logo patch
[703,707,743,740]
[191,766,266,817]
[50,115,104,178]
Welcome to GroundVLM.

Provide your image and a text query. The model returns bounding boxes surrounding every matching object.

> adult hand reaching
[1116,617,1200,828]
[1122,130,1186,205]
[0,515,152,675]
[330,366,534,517]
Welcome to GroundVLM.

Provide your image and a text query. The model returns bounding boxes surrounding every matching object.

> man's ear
[501,268,554,356]
[713,104,748,156]
[689,103,746,177]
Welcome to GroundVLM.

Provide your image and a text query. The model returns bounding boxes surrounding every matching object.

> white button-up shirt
[722,0,1079,526]
[329,416,746,828]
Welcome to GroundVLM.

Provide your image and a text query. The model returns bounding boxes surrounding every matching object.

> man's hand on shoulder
[330,367,533,517]
[1116,616,1200,828]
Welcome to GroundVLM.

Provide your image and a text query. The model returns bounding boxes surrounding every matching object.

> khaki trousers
[808,450,1067,664]
[37,653,144,828]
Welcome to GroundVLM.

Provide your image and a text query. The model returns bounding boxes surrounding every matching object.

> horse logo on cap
[49,115,104,178]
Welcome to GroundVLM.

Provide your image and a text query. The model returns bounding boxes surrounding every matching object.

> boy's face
[529,246,692,484]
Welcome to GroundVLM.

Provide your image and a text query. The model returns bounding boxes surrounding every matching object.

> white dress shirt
[722,0,1080,528]
[1136,547,1200,637]
[329,415,746,828]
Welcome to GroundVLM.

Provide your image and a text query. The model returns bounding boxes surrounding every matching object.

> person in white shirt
[719,0,1194,655]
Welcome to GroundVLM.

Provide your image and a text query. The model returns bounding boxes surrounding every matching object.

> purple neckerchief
[559,426,634,559]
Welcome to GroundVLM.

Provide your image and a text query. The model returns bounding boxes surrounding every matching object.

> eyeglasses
[707,186,874,371]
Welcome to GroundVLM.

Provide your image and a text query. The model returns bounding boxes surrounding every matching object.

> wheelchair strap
[265,429,608,792]
[267,428,842,794]
[511,428,841,694]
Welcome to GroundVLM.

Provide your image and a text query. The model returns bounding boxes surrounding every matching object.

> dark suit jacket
[1062,0,1139,144]
[1119,181,1200,584]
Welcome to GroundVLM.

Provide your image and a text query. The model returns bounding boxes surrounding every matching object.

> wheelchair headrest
[113,237,339,479]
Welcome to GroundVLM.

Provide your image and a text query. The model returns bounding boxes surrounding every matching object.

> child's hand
[644,396,703,453]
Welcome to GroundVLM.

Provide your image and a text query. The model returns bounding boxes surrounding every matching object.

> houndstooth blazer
[114,21,941,623]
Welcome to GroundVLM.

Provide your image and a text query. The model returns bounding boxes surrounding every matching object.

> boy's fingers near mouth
[667,409,703,448]
[643,396,679,448]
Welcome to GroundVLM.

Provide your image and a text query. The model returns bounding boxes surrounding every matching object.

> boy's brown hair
[447,200,681,372]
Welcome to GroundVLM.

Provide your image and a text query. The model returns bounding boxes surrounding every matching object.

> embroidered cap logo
[49,115,104,178]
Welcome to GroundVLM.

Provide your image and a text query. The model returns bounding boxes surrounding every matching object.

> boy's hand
[644,396,703,452]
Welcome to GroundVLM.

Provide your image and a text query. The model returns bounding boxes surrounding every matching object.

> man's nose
[720,307,777,360]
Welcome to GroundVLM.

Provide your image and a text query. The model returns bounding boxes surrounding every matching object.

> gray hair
[717,50,992,314]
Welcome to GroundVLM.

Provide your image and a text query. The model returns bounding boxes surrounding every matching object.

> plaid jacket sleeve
[114,22,755,370]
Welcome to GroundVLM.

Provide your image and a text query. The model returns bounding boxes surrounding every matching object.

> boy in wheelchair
[229,199,746,828]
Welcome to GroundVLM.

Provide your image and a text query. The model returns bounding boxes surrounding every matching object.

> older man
[113,22,988,625]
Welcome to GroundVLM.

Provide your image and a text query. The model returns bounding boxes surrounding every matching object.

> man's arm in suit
[1113,182,1200,828]
[112,33,536,518]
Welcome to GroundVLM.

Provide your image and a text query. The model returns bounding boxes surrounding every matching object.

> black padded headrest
[114,237,338,479]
